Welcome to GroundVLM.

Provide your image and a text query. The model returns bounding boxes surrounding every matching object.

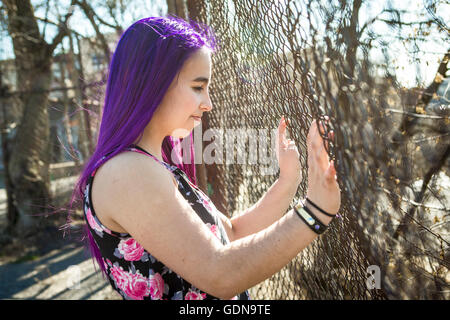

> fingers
[308,117,334,172]
[286,139,296,150]
[278,116,288,148]
[319,119,334,151]
[325,159,337,183]
[327,130,335,151]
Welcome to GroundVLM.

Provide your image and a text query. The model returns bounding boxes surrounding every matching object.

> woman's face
[154,46,213,139]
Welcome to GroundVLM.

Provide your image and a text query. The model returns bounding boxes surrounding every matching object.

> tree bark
[0,74,20,235]
[167,0,188,20]
[57,49,78,164]
[73,32,94,156]
[3,0,74,235]
[68,31,91,160]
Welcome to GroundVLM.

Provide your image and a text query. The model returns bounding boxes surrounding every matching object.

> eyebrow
[192,77,209,84]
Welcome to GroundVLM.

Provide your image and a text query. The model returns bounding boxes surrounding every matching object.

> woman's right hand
[305,117,341,215]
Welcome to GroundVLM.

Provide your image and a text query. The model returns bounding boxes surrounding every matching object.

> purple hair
[65,16,217,279]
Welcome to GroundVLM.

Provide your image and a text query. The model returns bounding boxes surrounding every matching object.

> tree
[1,0,75,236]
[167,0,188,20]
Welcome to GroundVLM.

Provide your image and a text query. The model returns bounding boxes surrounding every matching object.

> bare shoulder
[93,151,170,187]
[90,150,176,233]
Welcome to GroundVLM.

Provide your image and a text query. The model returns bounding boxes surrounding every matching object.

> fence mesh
[3,0,445,300]
[186,0,449,299]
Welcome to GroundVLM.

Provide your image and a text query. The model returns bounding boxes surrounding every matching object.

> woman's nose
[201,97,213,112]
[201,103,212,112]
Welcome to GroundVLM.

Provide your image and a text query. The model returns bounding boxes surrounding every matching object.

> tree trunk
[73,32,94,156]
[167,0,188,20]
[8,66,53,235]
[67,32,90,161]
[57,50,78,164]
[3,0,72,235]
[0,74,20,235]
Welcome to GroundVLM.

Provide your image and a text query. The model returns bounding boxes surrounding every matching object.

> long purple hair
[65,16,217,279]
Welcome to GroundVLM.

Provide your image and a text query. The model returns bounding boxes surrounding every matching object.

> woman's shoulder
[90,150,177,233]
[93,149,175,195]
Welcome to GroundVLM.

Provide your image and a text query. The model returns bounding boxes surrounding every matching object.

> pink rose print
[206,223,220,239]
[148,272,165,300]
[201,198,214,212]
[123,272,150,300]
[185,288,207,300]
[86,208,103,233]
[195,192,213,212]
[110,265,150,300]
[118,238,144,261]
[102,258,111,270]
[109,265,129,292]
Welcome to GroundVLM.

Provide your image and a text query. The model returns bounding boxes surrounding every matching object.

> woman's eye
[193,87,203,92]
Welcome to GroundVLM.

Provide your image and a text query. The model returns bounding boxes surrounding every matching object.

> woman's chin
[170,127,192,139]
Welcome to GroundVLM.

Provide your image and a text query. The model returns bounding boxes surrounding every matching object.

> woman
[71,16,341,300]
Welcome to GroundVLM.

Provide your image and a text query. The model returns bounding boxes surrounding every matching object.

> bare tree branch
[104,0,123,32]
[35,15,86,39]
[47,0,76,55]
[74,0,112,65]
[384,109,449,120]
[41,0,50,40]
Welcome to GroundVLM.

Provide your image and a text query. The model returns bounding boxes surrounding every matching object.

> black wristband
[305,197,337,217]
[293,201,329,235]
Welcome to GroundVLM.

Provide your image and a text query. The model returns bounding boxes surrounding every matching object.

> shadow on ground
[0,239,121,300]
[0,176,122,300]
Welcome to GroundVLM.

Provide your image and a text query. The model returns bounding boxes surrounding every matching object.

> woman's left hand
[275,116,302,186]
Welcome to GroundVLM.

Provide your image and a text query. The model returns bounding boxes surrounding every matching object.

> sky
[0,0,448,88]
[361,0,448,87]
[0,0,167,60]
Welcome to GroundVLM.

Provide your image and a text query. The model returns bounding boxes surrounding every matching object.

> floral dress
[83,144,251,300]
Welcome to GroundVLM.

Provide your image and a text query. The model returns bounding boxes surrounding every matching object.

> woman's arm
[216,204,333,298]
[107,118,339,300]
[227,177,299,240]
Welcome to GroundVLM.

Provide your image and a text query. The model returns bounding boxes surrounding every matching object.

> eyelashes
[193,86,204,92]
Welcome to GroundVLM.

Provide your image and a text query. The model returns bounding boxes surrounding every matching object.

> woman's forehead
[181,48,212,79]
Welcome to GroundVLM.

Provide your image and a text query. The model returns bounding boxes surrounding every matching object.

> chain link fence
[186,0,449,299]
